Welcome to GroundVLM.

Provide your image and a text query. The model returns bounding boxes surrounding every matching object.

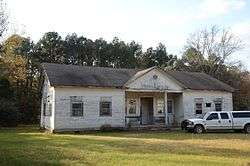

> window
[206,113,219,120]
[100,101,112,116]
[100,97,112,116]
[215,103,222,111]
[71,103,83,116]
[232,112,250,118]
[128,99,136,115]
[167,100,173,113]
[206,103,211,107]
[220,113,229,119]
[70,96,84,117]
[195,98,203,114]
[195,103,202,114]
[157,99,165,114]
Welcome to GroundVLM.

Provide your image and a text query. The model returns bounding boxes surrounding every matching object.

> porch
[125,90,183,128]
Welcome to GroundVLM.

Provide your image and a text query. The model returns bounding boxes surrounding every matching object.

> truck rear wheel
[244,124,250,134]
[194,125,204,134]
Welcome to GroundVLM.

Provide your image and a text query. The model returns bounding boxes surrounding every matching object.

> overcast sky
[6,0,250,70]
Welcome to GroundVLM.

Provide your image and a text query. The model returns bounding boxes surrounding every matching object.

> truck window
[232,112,250,118]
[220,113,229,119]
[206,113,219,120]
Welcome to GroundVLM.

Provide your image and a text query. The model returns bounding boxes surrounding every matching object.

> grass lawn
[0,126,250,166]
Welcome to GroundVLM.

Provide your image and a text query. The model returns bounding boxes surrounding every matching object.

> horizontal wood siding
[183,90,233,119]
[54,87,125,130]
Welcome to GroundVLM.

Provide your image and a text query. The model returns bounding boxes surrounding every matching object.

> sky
[5,0,250,70]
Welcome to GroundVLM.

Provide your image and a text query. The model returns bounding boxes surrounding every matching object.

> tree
[0,35,27,85]
[176,25,248,110]
[0,0,8,39]
[94,38,111,67]
[138,43,177,69]
[177,25,243,78]
[35,32,66,64]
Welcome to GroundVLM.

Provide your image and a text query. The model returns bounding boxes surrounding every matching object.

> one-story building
[40,63,234,132]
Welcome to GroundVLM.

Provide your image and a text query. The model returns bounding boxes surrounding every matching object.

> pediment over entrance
[125,68,183,91]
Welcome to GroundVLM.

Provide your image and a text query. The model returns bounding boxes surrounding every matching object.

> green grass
[0,126,250,166]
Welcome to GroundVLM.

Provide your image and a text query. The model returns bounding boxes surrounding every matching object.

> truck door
[219,112,232,129]
[205,113,220,130]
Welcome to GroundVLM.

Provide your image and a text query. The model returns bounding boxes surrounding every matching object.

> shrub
[0,99,19,127]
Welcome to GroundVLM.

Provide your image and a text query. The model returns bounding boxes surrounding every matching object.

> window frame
[157,98,165,114]
[128,99,137,115]
[100,100,112,117]
[71,102,84,117]
[215,102,222,111]
[195,103,203,114]
[194,98,203,115]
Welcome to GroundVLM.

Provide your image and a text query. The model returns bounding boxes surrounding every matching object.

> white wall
[40,76,55,130]
[167,93,183,125]
[183,90,233,119]
[54,87,125,131]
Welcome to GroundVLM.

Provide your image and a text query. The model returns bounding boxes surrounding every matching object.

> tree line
[0,1,249,126]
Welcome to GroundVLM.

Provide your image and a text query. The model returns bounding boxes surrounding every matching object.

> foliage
[0,76,12,98]
[175,26,249,110]
[138,43,177,69]
[0,98,18,127]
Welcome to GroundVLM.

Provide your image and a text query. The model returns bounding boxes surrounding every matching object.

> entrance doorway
[140,97,154,125]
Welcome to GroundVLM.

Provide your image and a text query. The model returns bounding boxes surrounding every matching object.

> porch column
[164,91,168,127]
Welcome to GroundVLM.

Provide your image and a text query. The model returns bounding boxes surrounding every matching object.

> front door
[141,98,153,125]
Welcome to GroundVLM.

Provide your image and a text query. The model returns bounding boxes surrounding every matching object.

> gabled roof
[42,63,234,92]
[42,63,138,88]
[165,71,235,92]
[124,66,156,86]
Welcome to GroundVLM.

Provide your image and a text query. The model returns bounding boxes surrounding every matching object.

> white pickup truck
[183,111,250,134]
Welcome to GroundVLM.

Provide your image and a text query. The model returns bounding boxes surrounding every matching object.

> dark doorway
[140,97,154,125]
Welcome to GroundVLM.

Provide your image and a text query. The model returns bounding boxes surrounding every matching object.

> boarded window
[157,99,165,114]
[195,103,202,114]
[195,98,203,114]
[128,99,137,115]
[70,96,84,117]
[214,98,222,111]
[215,103,222,111]
[100,97,112,116]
